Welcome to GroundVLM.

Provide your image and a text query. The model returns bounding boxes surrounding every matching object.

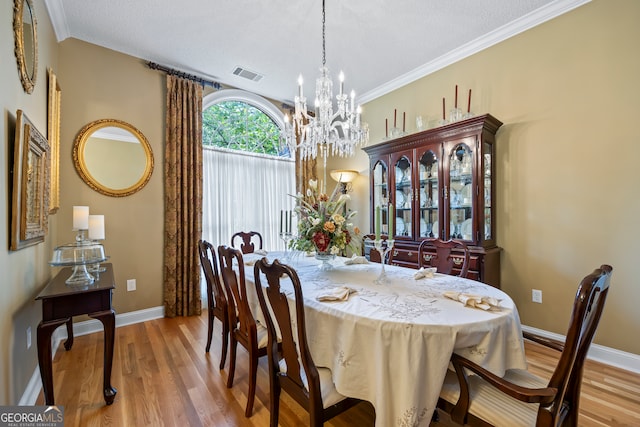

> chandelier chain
[322,0,326,67]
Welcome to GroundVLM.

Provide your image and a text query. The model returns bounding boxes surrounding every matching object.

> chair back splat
[418,238,470,277]
[231,231,263,254]
[254,258,362,427]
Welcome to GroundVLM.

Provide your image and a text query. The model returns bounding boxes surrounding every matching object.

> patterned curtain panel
[164,75,203,317]
[295,148,317,196]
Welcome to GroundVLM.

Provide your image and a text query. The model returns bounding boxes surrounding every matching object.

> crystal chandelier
[282,0,369,164]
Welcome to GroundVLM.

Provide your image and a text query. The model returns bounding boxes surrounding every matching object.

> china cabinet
[363,114,502,287]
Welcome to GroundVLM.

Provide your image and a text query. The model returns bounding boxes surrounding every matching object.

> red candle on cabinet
[402,112,406,132]
[442,98,445,120]
[394,109,397,127]
[467,89,472,113]
[455,85,458,108]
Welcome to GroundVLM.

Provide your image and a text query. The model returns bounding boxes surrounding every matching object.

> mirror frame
[73,119,154,197]
[13,0,38,94]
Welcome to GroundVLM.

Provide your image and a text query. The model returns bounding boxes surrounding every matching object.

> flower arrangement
[291,179,360,256]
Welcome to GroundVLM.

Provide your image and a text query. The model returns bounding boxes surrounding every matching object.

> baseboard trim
[521,325,640,374]
[19,305,165,405]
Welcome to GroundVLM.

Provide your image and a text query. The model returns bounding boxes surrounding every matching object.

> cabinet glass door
[482,142,492,240]
[448,143,473,240]
[372,161,388,234]
[394,155,412,238]
[418,150,438,238]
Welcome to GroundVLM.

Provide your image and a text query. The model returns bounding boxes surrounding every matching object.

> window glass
[202,100,287,157]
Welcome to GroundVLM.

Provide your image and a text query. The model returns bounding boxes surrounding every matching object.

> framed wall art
[47,68,61,213]
[10,110,50,251]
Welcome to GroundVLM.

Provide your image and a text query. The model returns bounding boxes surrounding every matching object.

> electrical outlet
[127,279,136,291]
[532,289,543,304]
[26,326,32,349]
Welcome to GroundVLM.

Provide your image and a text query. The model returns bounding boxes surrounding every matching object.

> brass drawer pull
[452,257,463,265]
[422,254,433,261]
[407,251,413,257]
[393,250,399,257]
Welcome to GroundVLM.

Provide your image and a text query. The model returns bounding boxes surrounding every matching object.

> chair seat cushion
[256,323,269,349]
[279,359,347,409]
[439,367,547,426]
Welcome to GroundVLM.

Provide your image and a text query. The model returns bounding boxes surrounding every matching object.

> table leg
[89,309,117,405]
[37,318,70,405]
[63,318,74,351]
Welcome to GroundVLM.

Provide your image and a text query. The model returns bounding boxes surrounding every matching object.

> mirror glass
[22,1,35,78]
[73,119,154,197]
[13,0,38,93]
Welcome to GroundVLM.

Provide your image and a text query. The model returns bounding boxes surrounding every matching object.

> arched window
[202,89,289,157]
[201,90,296,288]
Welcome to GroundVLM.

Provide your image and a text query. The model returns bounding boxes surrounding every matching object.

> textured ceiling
[44,0,589,104]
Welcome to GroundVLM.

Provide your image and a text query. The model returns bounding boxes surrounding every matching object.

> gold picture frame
[47,68,61,213]
[10,110,50,251]
[13,0,38,94]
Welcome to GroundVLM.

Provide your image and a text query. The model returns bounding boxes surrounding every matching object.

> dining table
[241,252,527,427]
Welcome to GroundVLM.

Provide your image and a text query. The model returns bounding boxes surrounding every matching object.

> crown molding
[44,0,71,42]
[359,0,591,104]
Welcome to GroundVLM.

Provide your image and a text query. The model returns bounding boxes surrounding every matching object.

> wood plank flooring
[37,311,640,426]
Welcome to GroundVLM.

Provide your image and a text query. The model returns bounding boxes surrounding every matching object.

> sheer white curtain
[202,146,296,255]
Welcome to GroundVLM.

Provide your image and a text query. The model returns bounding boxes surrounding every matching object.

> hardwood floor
[37,312,640,426]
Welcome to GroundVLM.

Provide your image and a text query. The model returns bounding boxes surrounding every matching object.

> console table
[35,263,117,405]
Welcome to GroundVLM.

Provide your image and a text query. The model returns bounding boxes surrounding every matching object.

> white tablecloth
[243,252,527,427]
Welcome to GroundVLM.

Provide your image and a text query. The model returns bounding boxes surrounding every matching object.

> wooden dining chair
[217,245,268,417]
[253,258,363,427]
[362,234,394,264]
[197,240,230,369]
[437,264,613,427]
[418,238,469,277]
[231,231,263,254]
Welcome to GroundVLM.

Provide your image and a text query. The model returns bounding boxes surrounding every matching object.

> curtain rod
[147,61,221,89]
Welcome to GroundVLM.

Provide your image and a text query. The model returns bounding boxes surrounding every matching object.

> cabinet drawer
[391,247,418,265]
[419,251,479,268]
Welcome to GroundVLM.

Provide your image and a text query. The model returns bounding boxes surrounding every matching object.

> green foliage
[202,100,286,156]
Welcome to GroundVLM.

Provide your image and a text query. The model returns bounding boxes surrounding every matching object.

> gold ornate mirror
[73,119,154,197]
[13,0,38,94]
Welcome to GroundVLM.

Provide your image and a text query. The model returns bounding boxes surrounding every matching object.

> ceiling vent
[232,66,263,82]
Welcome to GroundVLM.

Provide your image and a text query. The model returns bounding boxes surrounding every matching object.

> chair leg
[219,319,229,370]
[269,381,281,427]
[245,350,259,417]
[227,335,237,388]
[205,310,214,353]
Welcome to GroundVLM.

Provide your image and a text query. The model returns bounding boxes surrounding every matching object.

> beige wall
[1,0,59,404]
[331,0,640,353]
[57,38,165,314]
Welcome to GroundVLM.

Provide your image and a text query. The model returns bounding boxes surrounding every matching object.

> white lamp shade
[73,206,90,230]
[88,215,105,240]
